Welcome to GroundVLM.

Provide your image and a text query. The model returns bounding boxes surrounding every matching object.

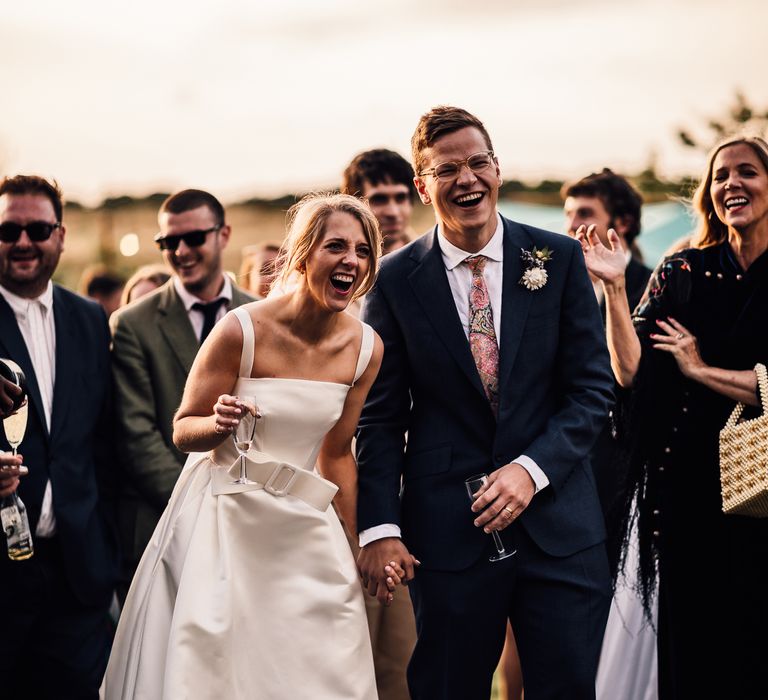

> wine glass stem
[491,531,507,555]
[239,455,246,481]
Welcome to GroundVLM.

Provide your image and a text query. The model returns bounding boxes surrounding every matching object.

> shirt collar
[0,281,54,319]
[436,213,504,271]
[173,274,233,312]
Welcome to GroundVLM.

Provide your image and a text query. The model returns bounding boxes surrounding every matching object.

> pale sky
[2,0,767,205]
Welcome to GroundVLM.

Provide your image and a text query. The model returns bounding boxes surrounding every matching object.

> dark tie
[192,298,227,344]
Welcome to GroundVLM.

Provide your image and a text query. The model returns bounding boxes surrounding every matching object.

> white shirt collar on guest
[173,274,233,312]
[436,213,504,270]
[0,280,54,318]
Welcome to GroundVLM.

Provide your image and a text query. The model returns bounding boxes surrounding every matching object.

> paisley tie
[466,255,499,416]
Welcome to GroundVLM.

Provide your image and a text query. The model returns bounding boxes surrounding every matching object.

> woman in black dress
[577,135,768,699]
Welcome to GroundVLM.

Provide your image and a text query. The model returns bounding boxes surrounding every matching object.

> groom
[357,106,614,699]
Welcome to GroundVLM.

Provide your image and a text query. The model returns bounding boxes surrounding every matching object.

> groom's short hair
[411,106,494,176]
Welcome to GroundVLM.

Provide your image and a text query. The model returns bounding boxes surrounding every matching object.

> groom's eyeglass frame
[418,151,496,181]
[0,221,61,243]
[154,225,221,251]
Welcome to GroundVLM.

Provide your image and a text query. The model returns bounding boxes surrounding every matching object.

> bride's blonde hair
[273,193,382,300]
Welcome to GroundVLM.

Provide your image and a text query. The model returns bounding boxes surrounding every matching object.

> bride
[102,193,386,699]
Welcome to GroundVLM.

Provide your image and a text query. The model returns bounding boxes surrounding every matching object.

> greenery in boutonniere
[519,246,553,291]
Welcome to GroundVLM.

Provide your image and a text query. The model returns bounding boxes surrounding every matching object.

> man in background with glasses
[0,175,119,698]
[356,106,614,699]
[110,189,254,601]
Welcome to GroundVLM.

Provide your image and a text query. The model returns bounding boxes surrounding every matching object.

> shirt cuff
[359,523,401,548]
[514,454,549,493]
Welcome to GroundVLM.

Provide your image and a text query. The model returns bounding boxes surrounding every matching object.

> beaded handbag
[720,363,768,517]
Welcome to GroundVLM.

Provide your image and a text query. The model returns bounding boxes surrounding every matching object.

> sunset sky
[2,0,766,205]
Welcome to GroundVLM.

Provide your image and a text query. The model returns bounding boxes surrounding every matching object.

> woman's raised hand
[575,224,627,284]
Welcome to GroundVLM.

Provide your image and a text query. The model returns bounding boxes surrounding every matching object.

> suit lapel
[50,287,77,441]
[497,218,534,398]
[157,282,199,374]
[230,286,253,308]
[0,294,49,441]
[408,230,488,401]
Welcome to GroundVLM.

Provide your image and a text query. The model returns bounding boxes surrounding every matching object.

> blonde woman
[103,193,386,699]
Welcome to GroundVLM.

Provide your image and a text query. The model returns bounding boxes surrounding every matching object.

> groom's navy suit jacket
[0,286,119,607]
[357,216,614,571]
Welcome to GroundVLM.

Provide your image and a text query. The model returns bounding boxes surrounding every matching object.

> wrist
[602,277,627,295]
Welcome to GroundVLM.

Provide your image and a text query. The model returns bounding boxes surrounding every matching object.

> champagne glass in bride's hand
[231,396,260,485]
[465,473,516,562]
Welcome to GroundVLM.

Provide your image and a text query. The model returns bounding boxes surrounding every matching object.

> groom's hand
[471,462,535,533]
[358,537,418,605]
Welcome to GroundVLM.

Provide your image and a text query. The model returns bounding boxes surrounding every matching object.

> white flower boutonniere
[519,246,553,291]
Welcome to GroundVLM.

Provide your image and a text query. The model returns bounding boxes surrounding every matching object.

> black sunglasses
[0,221,61,244]
[154,226,220,251]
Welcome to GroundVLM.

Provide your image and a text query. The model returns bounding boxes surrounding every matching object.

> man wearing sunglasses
[342,149,416,256]
[356,107,614,699]
[110,189,254,600]
[0,175,119,698]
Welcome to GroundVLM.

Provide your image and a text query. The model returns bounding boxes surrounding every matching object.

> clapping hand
[575,224,627,285]
[651,318,705,379]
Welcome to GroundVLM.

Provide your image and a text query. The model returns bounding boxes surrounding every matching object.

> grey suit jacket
[110,278,256,568]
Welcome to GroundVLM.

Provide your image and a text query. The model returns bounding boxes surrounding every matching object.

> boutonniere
[519,246,553,291]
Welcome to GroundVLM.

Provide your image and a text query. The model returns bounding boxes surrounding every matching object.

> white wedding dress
[596,516,658,700]
[102,308,377,700]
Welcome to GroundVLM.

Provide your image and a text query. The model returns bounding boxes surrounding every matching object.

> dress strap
[353,322,374,385]
[231,307,254,378]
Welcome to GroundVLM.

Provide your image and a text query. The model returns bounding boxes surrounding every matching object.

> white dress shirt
[359,214,549,547]
[173,274,233,342]
[0,282,57,536]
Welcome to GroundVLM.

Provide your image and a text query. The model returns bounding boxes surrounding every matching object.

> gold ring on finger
[503,506,514,517]
[676,333,684,339]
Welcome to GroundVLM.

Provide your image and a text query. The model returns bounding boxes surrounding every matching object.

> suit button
[664,447,671,454]
[682,407,688,413]
[659,466,665,472]
[653,509,660,516]
[653,530,661,537]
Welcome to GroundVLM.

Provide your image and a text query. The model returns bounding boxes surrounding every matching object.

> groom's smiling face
[414,126,501,246]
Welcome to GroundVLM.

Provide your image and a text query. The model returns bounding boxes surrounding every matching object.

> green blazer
[110,279,256,577]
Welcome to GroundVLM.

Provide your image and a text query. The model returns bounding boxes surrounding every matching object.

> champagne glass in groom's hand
[465,473,516,562]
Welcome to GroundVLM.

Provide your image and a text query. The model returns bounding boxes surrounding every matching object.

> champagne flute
[465,473,517,562]
[3,401,28,457]
[230,396,259,485]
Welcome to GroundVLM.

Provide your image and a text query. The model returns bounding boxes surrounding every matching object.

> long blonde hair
[273,193,382,300]
[691,135,768,248]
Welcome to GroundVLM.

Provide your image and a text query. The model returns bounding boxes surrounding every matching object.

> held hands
[212,395,261,436]
[651,318,706,379]
[0,451,27,498]
[358,537,420,607]
[471,462,535,533]
[574,224,627,285]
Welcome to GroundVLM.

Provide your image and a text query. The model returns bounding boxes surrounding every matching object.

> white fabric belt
[211,451,338,512]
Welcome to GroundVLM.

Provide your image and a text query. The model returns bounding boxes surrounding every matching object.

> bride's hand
[212,394,260,435]
[575,224,626,285]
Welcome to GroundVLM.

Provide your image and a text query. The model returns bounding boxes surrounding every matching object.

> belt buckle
[263,463,298,497]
